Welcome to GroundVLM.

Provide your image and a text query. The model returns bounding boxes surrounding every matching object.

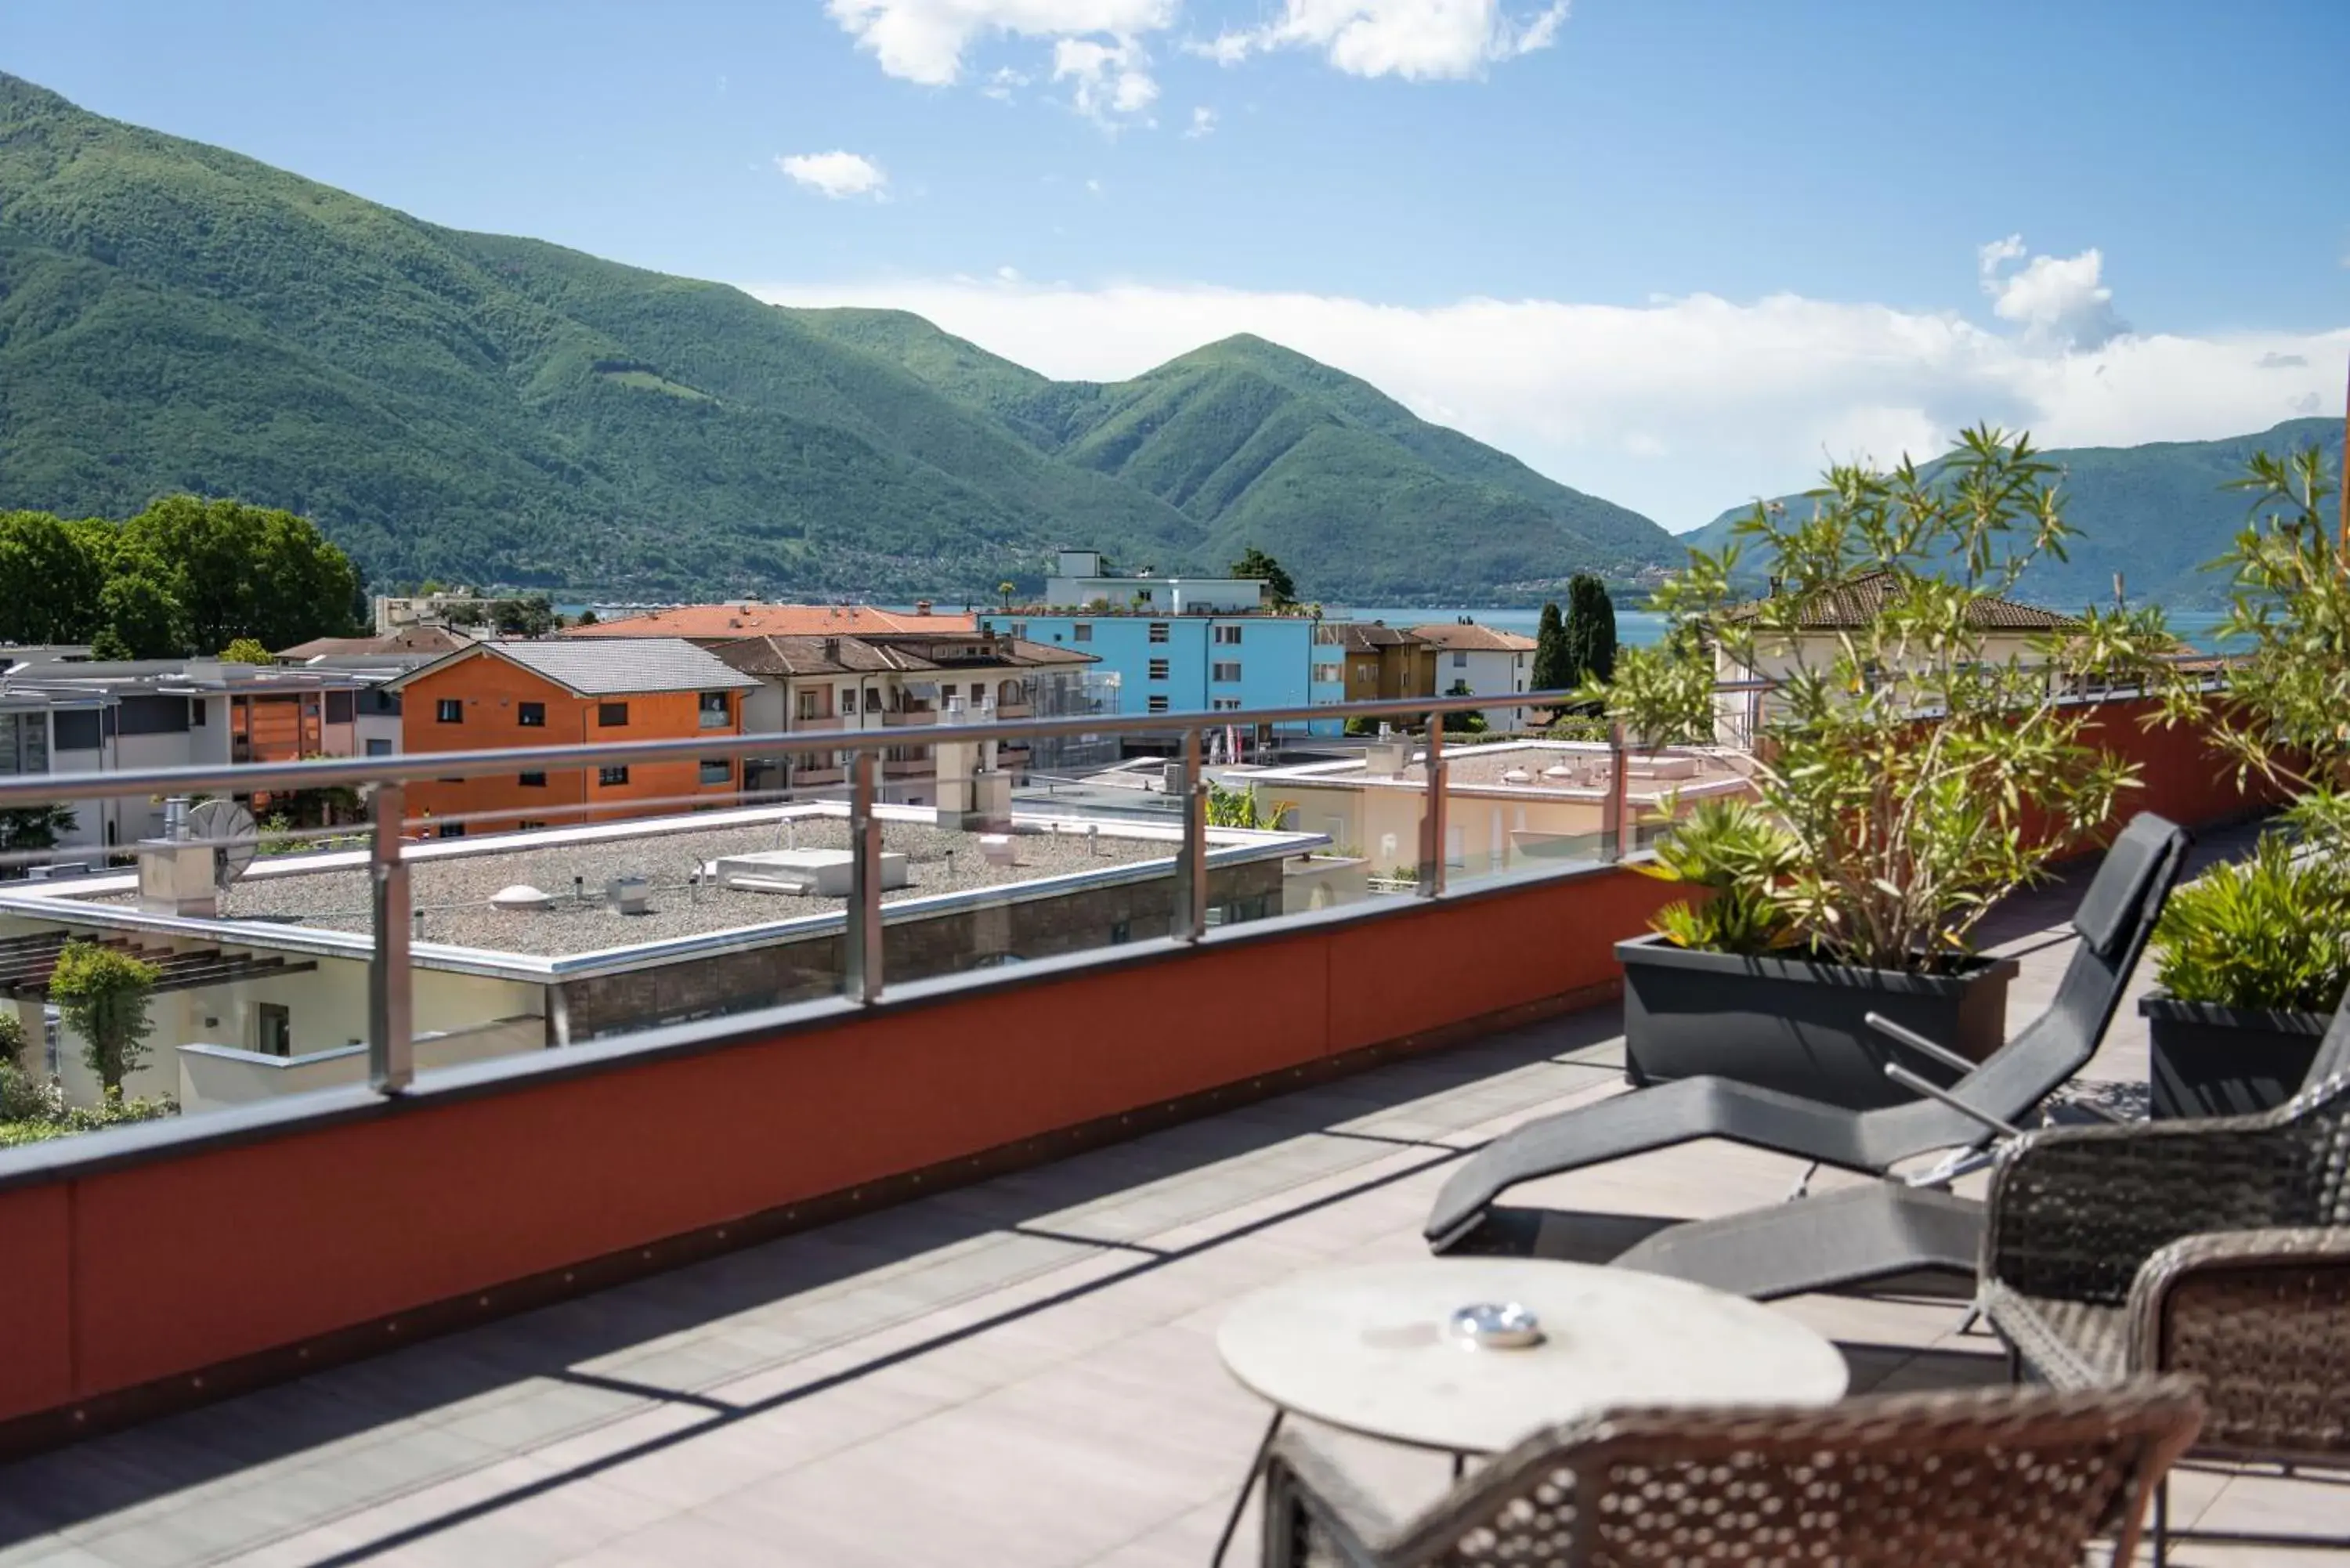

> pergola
[0,930,317,999]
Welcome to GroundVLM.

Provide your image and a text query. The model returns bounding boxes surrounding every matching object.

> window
[1148,658,1170,681]
[519,771,547,788]
[518,702,545,728]
[439,822,466,839]
[190,700,207,726]
[598,701,629,727]
[53,710,100,750]
[118,695,190,735]
[700,759,732,786]
[324,691,354,724]
[1008,621,1029,640]
[865,688,883,713]
[364,739,392,757]
[1073,623,1094,643]
[700,692,731,728]
[1148,623,1170,644]
[598,765,630,786]
[436,699,464,724]
[1212,662,1242,683]
[1147,695,1170,714]
[255,1003,292,1059]
[1211,697,1242,711]
[797,690,827,720]
[1213,625,1243,645]
[1311,663,1342,683]
[1452,651,1469,669]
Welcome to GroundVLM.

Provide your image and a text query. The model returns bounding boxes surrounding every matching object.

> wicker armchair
[1980,1034,2350,1563]
[1259,1381,2202,1567]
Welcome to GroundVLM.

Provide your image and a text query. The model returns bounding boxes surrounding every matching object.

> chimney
[823,637,842,663]
[914,599,932,616]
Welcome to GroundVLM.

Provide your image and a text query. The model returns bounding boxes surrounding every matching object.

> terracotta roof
[562,605,978,640]
[1332,623,1425,651]
[1723,570,2081,632]
[390,638,761,698]
[713,634,1096,679]
[277,626,475,659]
[1406,623,1538,652]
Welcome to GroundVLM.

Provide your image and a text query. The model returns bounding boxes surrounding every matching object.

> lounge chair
[1982,986,2350,1565]
[1260,1380,2204,1568]
[1425,812,2189,1295]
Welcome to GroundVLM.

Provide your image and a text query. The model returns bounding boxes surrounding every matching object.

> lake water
[1343,606,2244,653]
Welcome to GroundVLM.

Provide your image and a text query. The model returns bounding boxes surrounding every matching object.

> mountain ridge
[0,72,1678,602]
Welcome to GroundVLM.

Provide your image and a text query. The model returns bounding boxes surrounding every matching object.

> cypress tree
[1531,601,1568,691]
[1561,574,1618,688]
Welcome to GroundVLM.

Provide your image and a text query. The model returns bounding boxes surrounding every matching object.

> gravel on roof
[94,818,1169,957]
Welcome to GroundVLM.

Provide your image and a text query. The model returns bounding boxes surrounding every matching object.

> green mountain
[0,74,1677,602]
[1682,418,2347,609]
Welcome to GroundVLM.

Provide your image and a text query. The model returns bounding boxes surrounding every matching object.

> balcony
[790,715,844,732]
[0,690,2321,1564]
[883,708,936,727]
[994,702,1034,720]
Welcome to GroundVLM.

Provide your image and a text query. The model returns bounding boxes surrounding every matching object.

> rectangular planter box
[2140,993,2327,1120]
[1618,934,2019,1111]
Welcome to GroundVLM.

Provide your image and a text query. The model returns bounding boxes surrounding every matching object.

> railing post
[1172,726,1209,941]
[1417,713,1447,897]
[844,749,884,1003]
[1607,721,1631,862]
[366,782,413,1094]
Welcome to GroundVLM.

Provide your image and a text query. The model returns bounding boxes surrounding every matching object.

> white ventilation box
[709,848,909,897]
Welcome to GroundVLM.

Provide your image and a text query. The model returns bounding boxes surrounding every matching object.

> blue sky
[6,0,2346,528]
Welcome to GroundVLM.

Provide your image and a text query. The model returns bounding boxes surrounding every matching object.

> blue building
[978,610,1348,738]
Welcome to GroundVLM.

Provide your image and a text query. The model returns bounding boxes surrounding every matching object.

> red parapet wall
[0,861,1687,1433]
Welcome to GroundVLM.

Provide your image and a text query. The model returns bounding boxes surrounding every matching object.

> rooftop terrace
[0,822,2333,1567]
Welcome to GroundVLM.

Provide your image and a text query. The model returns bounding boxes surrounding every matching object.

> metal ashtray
[1449,1302,1544,1349]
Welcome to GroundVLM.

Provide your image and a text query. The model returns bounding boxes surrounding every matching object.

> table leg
[1209,1410,1284,1568]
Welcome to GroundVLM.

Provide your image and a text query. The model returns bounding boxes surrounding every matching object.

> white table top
[1216,1258,1849,1455]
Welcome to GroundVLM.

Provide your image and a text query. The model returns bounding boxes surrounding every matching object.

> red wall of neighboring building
[399,653,743,834]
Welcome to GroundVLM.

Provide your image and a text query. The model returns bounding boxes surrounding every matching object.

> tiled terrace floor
[3,822,2341,1566]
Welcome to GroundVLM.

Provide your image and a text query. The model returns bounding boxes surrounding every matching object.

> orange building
[389,639,762,837]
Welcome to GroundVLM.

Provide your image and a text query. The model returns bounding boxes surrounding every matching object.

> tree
[1231,547,1298,609]
[1441,680,1487,733]
[572,608,599,627]
[1561,574,1618,687]
[96,570,186,658]
[0,1012,24,1069]
[0,512,103,644]
[492,594,557,637]
[49,942,159,1097]
[121,496,361,651]
[1531,601,1569,691]
[219,638,273,664]
[0,804,78,880]
[998,581,1017,610]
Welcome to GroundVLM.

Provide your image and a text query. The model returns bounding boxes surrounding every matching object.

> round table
[1208,1258,1849,1562]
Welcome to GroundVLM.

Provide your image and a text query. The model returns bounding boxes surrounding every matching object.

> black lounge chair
[1425,812,2189,1295]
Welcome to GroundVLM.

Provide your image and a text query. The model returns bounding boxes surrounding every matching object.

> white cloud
[824,0,1173,84]
[775,150,890,200]
[982,66,1030,100]
[754,258,2348,530]
[1054,34,1159,124]
[1979,234,2124,350]
[1184,104,1217,137]
[1205,0,1570,79]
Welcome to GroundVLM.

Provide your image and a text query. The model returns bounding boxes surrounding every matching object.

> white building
[1407,623,1540,730]
[1044,550,1267,615]
[0,660,403,857]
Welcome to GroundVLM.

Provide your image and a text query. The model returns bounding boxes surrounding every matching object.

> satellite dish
[183,799,258,890]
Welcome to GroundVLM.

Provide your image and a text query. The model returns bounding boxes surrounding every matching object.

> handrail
[0,687,1552,807]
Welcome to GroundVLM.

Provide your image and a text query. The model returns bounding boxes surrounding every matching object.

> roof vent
[1502,768,1532,785]
[490,884,552,911]
[606,876,651,916]
[1542,763,1574,780]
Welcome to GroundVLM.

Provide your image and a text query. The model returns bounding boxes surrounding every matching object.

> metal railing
[0,688,1621,1099]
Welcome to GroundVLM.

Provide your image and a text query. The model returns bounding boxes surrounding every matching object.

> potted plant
[1595,428,2171,1109]
[2142,441,2350,1115]
[2139,835,2350,1117]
